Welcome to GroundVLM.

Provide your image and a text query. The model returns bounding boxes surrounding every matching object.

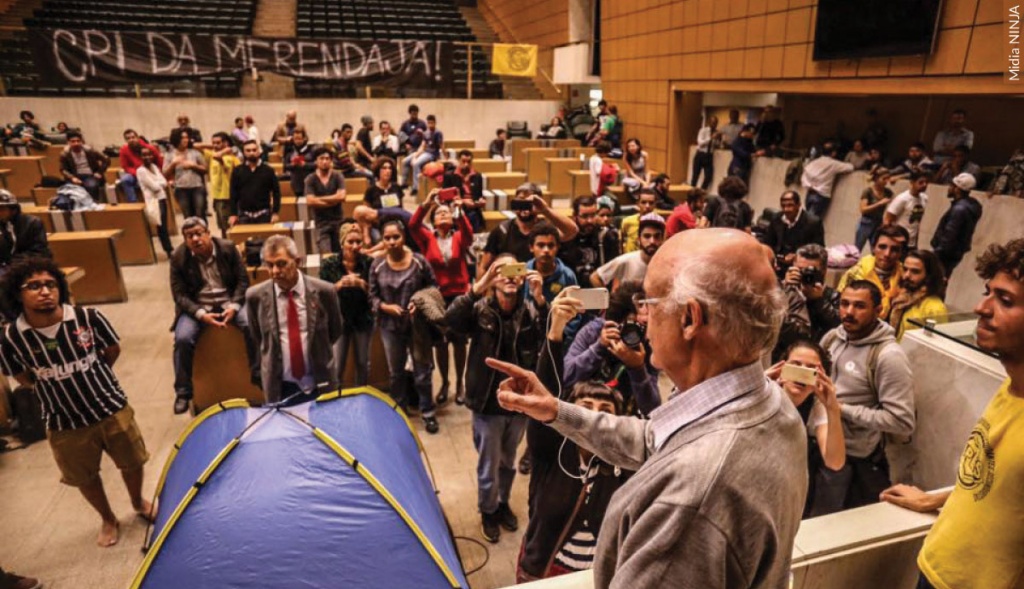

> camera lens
[619,321,645,348]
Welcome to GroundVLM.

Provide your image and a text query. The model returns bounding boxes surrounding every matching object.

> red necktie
[287,290,306,380]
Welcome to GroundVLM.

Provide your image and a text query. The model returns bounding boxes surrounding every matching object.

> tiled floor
[0,251,528,588]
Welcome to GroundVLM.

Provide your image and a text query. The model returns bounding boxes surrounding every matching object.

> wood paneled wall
[599,0,1012,172]
[479,0,569,98]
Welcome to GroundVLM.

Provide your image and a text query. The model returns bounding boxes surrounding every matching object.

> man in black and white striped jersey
[0,257,153,549]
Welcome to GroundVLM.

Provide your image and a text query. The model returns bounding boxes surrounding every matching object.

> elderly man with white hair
[487,228,807,589]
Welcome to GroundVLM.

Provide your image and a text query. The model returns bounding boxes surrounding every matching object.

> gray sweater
[821,321,916,458]
[550,373,807,588]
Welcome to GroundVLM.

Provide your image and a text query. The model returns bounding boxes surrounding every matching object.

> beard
[519,213,536,223]
[642,244,659,257]
[900,279,922,292]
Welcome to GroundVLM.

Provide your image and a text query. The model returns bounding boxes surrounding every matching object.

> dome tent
[130,388,467,589]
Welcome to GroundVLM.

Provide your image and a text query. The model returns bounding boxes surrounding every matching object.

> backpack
[711,197,743,229]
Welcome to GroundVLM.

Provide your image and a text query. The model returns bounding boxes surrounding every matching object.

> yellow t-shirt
[895,295,948,341]
[204,149,240,201]
[620,214,640,254]
[918,379,1024,589]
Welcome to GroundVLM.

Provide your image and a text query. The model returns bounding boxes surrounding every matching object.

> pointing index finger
[485,357,530,378]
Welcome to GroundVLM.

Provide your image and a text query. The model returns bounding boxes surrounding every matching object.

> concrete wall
[0,97,561,151]
[688,148,1024,312]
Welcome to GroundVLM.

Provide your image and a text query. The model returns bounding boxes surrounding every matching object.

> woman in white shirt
[135,145,174,256]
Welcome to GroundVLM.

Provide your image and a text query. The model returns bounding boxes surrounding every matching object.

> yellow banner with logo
[491,44,538,77]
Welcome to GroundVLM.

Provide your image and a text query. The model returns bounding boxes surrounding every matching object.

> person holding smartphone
[409,189,474,405]
[319,223,374,387]
[767,340,844,517]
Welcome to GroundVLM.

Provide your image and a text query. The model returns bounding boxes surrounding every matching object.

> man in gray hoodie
[819,279,916,512]
[487,229,807,589]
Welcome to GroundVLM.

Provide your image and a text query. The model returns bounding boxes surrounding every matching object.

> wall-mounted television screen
[813,0,944,61]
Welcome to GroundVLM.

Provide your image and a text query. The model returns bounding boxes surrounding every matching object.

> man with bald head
[487,229,807,588]
[274,110,306,147]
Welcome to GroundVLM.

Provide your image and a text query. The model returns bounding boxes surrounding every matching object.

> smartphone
[499,262,528,278]
[510,199,534,211]
[781,363,817,386]
[438,187,460,204]
[572,288,610,311]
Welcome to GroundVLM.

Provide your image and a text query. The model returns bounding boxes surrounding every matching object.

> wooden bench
[467,148,491,161]
[191,325,265,414]
[483,172,527,192]
[445,139,475,150]
[472,159,507,174]
[25,204,156,265]
[483,210,511,232]
[0,156,45,198]
[0,169,10,192]
[510,140,543,172]
[568,170,592,199]
[227,222,318,256]
[47,230,127,303]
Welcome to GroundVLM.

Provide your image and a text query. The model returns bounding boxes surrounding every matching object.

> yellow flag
[491,44,538,77]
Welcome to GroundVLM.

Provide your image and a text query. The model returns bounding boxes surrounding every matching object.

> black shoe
[423,415,439,434]
[496,502,519,532]
[481,511,500,543]
[455,383,465,405]
[436,382,449,406]
[173,397,190,415]
[518,454,532,475]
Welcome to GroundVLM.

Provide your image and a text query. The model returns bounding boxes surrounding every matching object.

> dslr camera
[800,266,822,286]
[619,321,646,349]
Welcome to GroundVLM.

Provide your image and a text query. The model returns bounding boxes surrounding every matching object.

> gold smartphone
[500,262,528,278]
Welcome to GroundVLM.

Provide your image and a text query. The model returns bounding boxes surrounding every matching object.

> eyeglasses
[21,280,58,292]
[632,294,662,308]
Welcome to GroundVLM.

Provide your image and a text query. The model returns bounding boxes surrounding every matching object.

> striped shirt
[0,305,127,431]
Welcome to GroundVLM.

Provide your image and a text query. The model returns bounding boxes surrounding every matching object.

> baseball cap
[638,212,666,232]
[0,189,18,207]
[952,172,977,192]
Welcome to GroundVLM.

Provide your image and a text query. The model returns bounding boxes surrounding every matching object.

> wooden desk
[0,169,10,191]
[62,266,85,286]
[191,325,265,413]
[343,193,366,218]
[417,175,441,200]
[30,186,56,206]
[104,168,122,185]
[0,156,45,198]
[227,223,292,246]
[523,148,560,183]
[278,197,300,222]
[47,230,126,303]
[483,172,527,192]
[24,204,156,265]
[472,159,507,174]
[38,144,65,177]
[510,140,543,172]
[546,158,583,196]
[445,139,475,150]
[466,148,490,161]
[483,211,510,232]
[568,170,591,199]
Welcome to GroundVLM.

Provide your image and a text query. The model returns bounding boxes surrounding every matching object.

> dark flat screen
[813,0,944,60]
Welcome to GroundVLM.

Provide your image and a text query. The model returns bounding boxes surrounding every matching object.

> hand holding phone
[781,363,817,386]
[571,288,610,311]
[500,262,528,278]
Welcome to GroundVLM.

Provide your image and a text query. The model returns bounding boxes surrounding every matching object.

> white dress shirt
[800,156,855,198]
[274,276,314,391]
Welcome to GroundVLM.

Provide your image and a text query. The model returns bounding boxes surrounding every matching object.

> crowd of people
[0,101,1021,589]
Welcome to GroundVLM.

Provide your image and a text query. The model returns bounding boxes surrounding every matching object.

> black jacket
[445,291,546,414]
[521,338,629,579]
[931,196,982,262]
[169,237,249,327]
[764,211,825,258]
[0,211,51,268]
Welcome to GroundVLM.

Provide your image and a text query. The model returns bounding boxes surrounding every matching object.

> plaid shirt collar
[649,361,769,451]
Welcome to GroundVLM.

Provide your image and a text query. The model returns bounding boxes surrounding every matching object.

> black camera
[619,321,646,349]
[801,266,822,286]
[511,199,533,211]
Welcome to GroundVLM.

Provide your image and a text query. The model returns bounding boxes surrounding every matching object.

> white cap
[952,173,977,192]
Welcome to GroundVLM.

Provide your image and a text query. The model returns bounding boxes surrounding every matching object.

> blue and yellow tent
[130,388,468,588]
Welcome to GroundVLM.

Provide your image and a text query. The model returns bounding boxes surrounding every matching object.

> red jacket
[408,205,473,298]
[665,203,698,238]
[119,140,163,177]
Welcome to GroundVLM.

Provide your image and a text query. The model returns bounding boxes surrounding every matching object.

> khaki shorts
[47,406,150,487]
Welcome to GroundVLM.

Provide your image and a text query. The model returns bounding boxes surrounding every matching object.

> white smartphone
[781,363,817,386]
[572,288,610,311]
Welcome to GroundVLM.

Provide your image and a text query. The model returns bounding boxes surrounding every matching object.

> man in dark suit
[764,190,825,273]
[169,217,254,414]
[245,235,343,404]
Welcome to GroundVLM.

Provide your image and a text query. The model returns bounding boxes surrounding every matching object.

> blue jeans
[917,574,935,589]
[472,412,527,514]
[402,151,436,193]
[380,327,435,417]
[175,187,207,219]
[336,327,372,387]
[172,308,257,398]
[75,174,102,202]
[119,172,139,203]
[855,217,878,253]
[805,190,831,219]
